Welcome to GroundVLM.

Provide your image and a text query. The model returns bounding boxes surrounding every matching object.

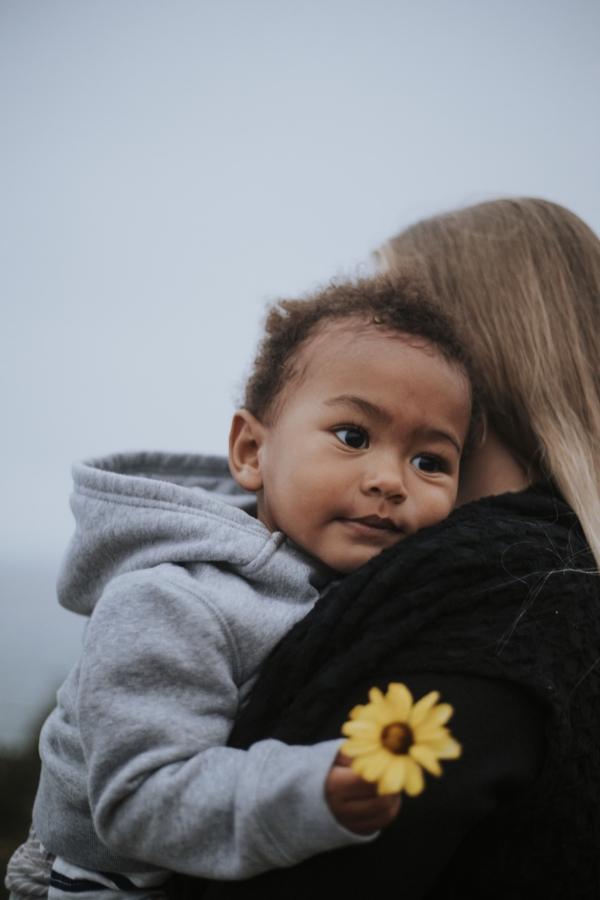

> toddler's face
[233,322,471,574]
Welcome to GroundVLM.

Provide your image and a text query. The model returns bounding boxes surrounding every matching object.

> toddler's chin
[295,528,406,575]
[329,543,400,575]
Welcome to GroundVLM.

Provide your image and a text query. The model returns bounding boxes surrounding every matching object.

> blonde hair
[378,198,600,567]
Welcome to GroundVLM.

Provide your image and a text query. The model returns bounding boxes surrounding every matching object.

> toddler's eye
[334,427,369,450]
[411,455,445,473]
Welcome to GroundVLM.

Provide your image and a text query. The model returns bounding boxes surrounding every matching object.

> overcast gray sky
[2,0,599,561]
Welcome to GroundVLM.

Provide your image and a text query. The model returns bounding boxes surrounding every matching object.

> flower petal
[377,756,407,795]
[427,703,454,726]
[385,683,413,721]
[341,737,383,757]
[408,691,440,727]
[417,735,461,757]
[409,743,442,776]
[404,758,425,796]
[349,703,388,726]
[368,686,386,707]
[362,688,396,725]
[341,719,380,738]
[433,737,462,759]
[352,748,391,782]
[412,725,451,743]
[371,687,406,721]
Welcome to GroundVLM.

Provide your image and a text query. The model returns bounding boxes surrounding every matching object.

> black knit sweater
[173,485,600,899]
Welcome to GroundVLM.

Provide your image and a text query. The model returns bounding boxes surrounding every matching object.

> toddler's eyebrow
[324,395,392,424]
[423,428,462,454]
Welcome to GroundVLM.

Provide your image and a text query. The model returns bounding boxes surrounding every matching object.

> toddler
[7,275,474,900]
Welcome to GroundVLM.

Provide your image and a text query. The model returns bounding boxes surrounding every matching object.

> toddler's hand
[324,751,401,835]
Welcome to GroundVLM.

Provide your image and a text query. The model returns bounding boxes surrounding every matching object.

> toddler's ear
[229,410,265,492]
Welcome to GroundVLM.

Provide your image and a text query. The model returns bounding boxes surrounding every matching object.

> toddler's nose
[362,465,406,502]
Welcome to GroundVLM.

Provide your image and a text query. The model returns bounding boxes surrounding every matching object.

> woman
[186,199,600,899]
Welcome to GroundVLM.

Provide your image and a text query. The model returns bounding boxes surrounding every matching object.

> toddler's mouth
[340,515,403,538]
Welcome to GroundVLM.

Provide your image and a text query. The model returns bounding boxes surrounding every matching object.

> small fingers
[333,751,353,767]
[340,794,402,835]
[325,759,402,835]
[344,794,401,828]
[326,766,379,801]
[338,769,379,798]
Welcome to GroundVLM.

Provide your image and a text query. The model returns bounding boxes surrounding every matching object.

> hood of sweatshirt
[58,451,332,615]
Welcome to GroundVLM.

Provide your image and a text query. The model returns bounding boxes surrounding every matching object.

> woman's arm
[203,672,547,900]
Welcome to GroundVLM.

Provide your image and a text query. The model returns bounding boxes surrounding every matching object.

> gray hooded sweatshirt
[32,452,367,880]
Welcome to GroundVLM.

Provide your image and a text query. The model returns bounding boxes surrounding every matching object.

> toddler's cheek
[417,491,456,530]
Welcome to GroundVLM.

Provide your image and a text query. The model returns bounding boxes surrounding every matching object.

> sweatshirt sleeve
[77,568,369,879]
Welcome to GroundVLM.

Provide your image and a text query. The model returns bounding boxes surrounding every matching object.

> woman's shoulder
[465,481,579,533]
[439,480,576,537]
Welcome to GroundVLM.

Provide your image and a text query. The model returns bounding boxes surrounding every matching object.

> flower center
[381,721,414,754]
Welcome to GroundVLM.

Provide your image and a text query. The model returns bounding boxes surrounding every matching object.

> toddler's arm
[48,567,384,880]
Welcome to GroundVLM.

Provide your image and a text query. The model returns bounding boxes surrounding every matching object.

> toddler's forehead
[297,319,461,386]
[297,319,414,373]
[275,319,470,419]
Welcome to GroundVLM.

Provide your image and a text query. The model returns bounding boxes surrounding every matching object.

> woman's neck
[457,427,535,506]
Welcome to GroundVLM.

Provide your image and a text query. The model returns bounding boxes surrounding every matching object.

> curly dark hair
[244,273,479,435]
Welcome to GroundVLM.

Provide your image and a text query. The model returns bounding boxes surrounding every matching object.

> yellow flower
[340,683,462,796]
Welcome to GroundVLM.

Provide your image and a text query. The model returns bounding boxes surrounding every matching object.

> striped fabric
[6,825,54,900]
[48,858,168,900]
[5,826,168,900]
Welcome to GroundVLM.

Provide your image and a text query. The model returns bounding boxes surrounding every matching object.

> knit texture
[227,485,600,898]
